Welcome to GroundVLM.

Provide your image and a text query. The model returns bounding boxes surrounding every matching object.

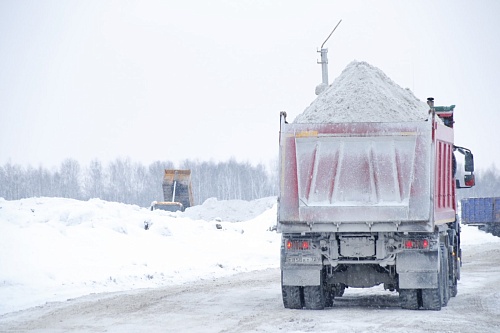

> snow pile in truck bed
[293,61,430,123]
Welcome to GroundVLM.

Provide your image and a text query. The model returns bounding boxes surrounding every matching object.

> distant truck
[277,100,475,310]
[461,197,500,237]
[151,169,194,212]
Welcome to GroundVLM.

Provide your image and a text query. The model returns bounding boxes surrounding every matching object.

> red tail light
[405,240,414,249]
[285,239,311,250]
[404,238,430,249]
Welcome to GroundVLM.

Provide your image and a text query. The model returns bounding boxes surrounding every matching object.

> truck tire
[322,271,334,307]
[399,289,419,310]
[421,248,443,310]
[440,244,449,307]
[281,271,303,309]
[303,285,325,310]
[450,271,458,298]
[490,225,500,237]
[282,285,303,309]
[324,290,334,308]
[450,237,459,297]
[449,250,458,297]
[421,287,441,310]
[334,283,346,297]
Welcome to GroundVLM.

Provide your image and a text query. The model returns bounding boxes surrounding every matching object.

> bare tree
[58,159,82,199]
[0,163,23,199]
[84,159,105,199]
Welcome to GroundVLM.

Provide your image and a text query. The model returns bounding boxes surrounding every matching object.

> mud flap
[397,251,439,289]
[282,268,321,286]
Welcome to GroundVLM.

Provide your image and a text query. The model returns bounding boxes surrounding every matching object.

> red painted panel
[433,120,456,224]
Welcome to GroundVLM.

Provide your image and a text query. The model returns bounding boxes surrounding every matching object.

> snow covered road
[2,241,500,332]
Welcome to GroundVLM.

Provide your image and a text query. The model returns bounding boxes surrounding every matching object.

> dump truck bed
[278,117,449,233]
[162,170,194,209]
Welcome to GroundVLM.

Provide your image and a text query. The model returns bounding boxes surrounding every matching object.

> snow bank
[0,197,280,315]
[461,224,500,246]
[182,196,276,222]
[294,61,430,123]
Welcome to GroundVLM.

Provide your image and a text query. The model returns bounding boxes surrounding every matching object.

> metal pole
[319,48,329,85]
[318,20,342,86]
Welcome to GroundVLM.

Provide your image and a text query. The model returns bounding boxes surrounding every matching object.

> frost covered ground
[0,196,279,315]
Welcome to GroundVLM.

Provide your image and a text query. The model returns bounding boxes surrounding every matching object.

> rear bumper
[277,220,433,233]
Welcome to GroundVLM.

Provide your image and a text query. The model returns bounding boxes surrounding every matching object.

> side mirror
[456,174,475,188]
[454,145,475,189]
[464,174,475,187]
[465,151,474,172]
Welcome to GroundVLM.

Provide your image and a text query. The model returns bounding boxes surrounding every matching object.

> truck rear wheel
[440,244,450,307]
[450,242,459,297]
[281,271,303,309]
[322,271,334,307]
[282,285,303,309]
[334,283,346,297]
[450,275,458,297]
[399,289,419,310]
[324,289,334,308]
[421,286,441,310]
[303,270,326,310]
[303,285,325,310]
[421,247,444,310]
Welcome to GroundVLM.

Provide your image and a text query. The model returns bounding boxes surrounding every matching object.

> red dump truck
[277,100,475,310]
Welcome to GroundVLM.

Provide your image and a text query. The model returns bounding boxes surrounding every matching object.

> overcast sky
[1,0,499,170]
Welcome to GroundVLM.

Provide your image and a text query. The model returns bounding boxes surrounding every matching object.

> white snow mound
[182,196,276,222]
[0,197,281,315]
[294,60,430,123]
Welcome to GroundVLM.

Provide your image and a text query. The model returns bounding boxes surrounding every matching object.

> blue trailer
[461,197,500,236]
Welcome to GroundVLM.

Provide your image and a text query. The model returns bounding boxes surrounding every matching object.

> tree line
[0,158,278,207]
[1,158,499,207]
